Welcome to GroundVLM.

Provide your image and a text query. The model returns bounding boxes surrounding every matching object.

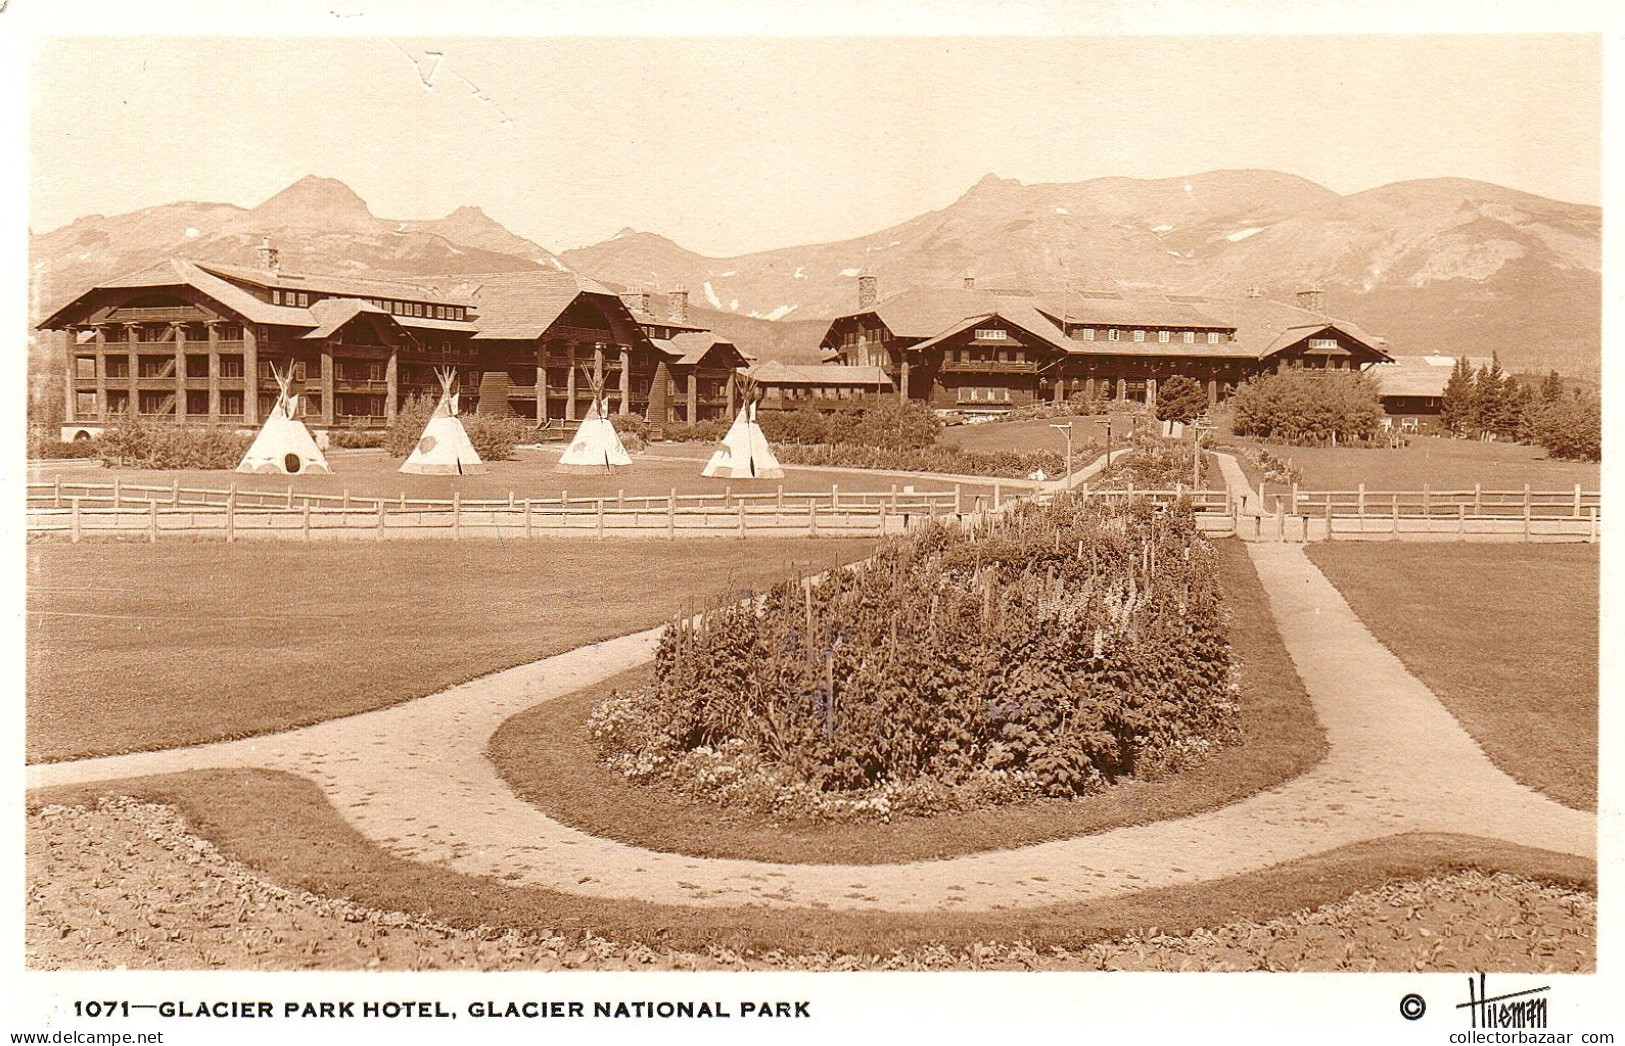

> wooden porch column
[243,325,260,424]
[1117,377,1127,401]
[535,339,547,422]
[565,341,577,421]
[206,323,220,422]
[1146,376,1157,409]
[62,330,77,424]
[125,324,139,413]
[94,326,108,420]
[1085,376,1096,401]
[320,345,336,425]
[173,325,187,420]
[618,346,631,413]
[592,341,605,400]
[898,355,910,402]
[686,372,698,423]
[1052,378,1064,404]
[385,349,399,423]
[726,372,737,419]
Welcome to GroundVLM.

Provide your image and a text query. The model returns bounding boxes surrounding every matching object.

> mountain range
[29,171,1601,379]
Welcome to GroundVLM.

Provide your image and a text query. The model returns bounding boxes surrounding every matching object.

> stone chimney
[619,285,651,316]
[857,269,879,309]
[256,236,280,273]
[1245,285,1263,299]
[1295,286,1326,313]
[669,285,690,324]
[963,273,976,290]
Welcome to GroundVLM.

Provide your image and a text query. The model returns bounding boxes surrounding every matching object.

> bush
[96,410,252,470]
[461,414,531,462]
[774,443,1072,478]
[609,412,650,442]
[327,424,385,449]
[590,495,1235,822]
[384,393,438,457]
[1228,370,1384,444]
[28,422,102,460]
[1155,375,1208,424]
[761,401,942,451]
[661,419,730,443]
[1529,393,1601,462]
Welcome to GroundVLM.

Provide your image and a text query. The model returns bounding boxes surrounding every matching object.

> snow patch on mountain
[839,267,862,277]
[719,270,736,277]
[1226,227,1265,242]
[1151,224,1174,233]
[1055,207,1070,215]
[546,257,566,270]
[184,227,200,239]
[702,281,721,308]
[764,304,798,321]
[729,298,739,311]
[793,266,805,279]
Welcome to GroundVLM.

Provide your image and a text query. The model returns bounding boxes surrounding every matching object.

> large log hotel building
[42,242,747,439]
[814,273,1394,413]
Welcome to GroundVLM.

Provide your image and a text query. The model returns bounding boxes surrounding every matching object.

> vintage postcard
[4,1,1615,1040]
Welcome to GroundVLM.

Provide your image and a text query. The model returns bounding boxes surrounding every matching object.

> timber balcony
[334,378,389,393]
[105,307,208,324]
[938,359,1039,374]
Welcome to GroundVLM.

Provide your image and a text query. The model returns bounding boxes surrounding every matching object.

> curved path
[29,545,1592,914]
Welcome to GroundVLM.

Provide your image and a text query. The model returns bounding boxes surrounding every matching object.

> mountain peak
[251,176,376,232]
[445,204,491,222]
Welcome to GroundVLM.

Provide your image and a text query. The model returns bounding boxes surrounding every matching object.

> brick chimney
[963,273,976,290]
[256,236,280,273]
[669,285,689,324]
[1295,286,1326,313]
[619,285,651,316]
[857,270,878,309]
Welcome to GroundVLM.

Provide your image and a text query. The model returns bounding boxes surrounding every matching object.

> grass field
[488,538,1326,863]
[28,770,1596,965]
[28,446,994,503]
[938,411,1144,455]
[1224,435,1599,492]
[1307,544,1597,809]
[26,536,875,762]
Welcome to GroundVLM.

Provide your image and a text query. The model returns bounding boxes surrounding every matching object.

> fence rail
[1284,483,1601,520]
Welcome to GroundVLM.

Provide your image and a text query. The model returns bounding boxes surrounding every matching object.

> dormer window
[1308,337,1338,349]
[1158,330,1171,343]
[296,292,309,307]
[1082,328,1096,341]
[1133,330,1146,342]
[976,328,1008,340]
[1207,332,1221,344]
[1108,329,1120,341]
[1183,331,1195,344]
[272,290,283,305]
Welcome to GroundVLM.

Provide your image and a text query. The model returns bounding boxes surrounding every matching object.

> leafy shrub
[1096,431,1200,488]
[761,401,942,451]
[591,495,1236,822]
[384,393,438,457]
[1229,370,1384,444]
[609,412,650,442]
[661,419,730,443]
[28,429,102,460]
[327,424,385,449]
[1529,392,1601,462]
[462,414,531,462]
[96,410,252,470]
[774,443,1071,478]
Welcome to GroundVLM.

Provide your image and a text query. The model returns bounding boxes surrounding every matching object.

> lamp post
[1104,417,1113,475]
[1193,422,1214,488]
[1049,422,1073,481]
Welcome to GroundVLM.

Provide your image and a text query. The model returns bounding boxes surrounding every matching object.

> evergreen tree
[1540,369,1566,402]
[1440,356,1476,435]
[1154,374,1208,424]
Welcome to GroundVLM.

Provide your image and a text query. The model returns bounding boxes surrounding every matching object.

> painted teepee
[237,364,332,475]
[401,368,488,475]
[702,377,783,479]
[555,367,632,474]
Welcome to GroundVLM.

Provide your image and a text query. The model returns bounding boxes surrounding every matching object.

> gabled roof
[829,286,1035,342]
[751,361,893,387]
[198,261,473,306]
[668,330,740,367]
[907,306,1076,357]
[1040,295,1227,330]
[41,257,317,329]
[301,297,388,339]
[407,270,620,341]
[1371,353,1492,398]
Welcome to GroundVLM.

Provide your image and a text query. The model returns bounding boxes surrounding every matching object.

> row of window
[268,288,468,322]
[767,386,871,401]
[82,355,248,379]
[1077,328,1228,345]
[958,387,1014,403]
[951,348,1029,364]
[89,323,244,343]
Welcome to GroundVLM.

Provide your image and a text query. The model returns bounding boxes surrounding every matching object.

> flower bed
[774,442,1071,478]
[590,494,1236,823]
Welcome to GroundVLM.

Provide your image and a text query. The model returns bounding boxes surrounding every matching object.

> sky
[30,33,1602,257]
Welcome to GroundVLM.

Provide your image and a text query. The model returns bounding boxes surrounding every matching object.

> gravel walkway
[29,546,1592,914]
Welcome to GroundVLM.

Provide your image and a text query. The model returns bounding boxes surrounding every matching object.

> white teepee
[702,382,783,479]
[555,367,632,474]
[401,368,488,475]
[237,364,332,475]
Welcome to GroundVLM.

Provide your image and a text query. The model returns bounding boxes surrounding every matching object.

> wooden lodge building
[814,274,1394,414]
[42,243,748,439]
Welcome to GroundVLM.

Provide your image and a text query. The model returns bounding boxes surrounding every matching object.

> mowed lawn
[29,446,992,504]
[939,412,1144,456]
[1307,543,1598,809]
[27,537,875,763]
[1226,435,1599,492]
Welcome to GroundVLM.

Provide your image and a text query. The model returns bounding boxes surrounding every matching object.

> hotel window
[297,293,309,307]
[1207,332,1221,344]
[1183,331,1195,344]
[415,303,424,317]
[976,328,1008,340]
[1308,337,1338,349]
[1082,328,1096,341]
[1133,330,1146,342]
[272,290,283,305]
[1158,330,1171,343]
[75,357,96,380]
[1108,329,1120,341]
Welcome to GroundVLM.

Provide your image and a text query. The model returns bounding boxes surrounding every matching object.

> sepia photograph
[6,1,1615,1038]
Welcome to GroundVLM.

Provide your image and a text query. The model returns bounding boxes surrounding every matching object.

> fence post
[1290,482,1299,514]
[809,499,818,537]
[954,483,963,515]
[831,483,839,512]
[1590,506,1598,544]
[343,489,351,511]
[738,500,746,538]
[1523,494,1531,543]
[562,489,569,508]
[149,499,158,543]
[597,498,606,540]
[226,489,236,543]
[724,484,732,506]
[70,497,81,543]
[1357,482,1365,520]
[171,478,180,506]
[1474,483,1482,515]
[668,489,676,540]
[525,498,534,539]
[399,492,406,511]
[1573,483,1582,519]
[53,477,62,509]
[1422,484,1431,517]
[453,491,462,540]
[304,501,313,541]
[777,484,785,511]
[287,484,294,510]
[113,477,122,507]
[617,489,625,509]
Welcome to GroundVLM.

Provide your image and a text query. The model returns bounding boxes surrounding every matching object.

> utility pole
[1104,417,1113,476]
[1049,422,1074,481]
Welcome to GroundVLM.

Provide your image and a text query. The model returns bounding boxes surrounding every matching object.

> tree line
[1441,354,1600,461]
